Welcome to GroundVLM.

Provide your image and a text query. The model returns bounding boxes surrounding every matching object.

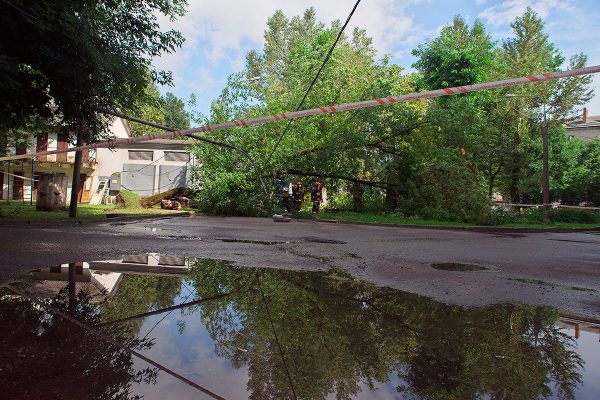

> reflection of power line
[96,283,248,328]
[255,271,298,400]
[4,283,226,400]
[141,281,196,342]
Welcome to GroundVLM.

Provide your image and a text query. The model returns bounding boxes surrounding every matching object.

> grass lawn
[314,211,470,226]
[313,211,600,229]
[0,203,189,221]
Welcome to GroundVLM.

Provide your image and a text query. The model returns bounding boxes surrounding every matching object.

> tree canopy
[0,0,187,142]
[189,7,597,221]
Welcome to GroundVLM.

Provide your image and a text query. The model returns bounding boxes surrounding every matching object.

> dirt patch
[431,263,488,271]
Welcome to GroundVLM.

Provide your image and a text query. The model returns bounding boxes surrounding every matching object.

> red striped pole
[1,64,599,162]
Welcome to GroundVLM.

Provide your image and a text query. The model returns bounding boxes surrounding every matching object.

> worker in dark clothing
[292,181,304,212]
[311,180,323,216]
[281,189,293,214]
[275,173,288,200]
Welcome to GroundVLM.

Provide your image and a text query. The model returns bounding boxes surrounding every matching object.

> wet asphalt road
[1,215,599,317]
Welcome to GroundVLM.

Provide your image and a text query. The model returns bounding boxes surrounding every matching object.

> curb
[0,211,194,226]
[315,218,600,233]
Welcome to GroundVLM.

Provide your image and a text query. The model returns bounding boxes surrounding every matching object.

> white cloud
[478,0,574,26]
[154,0,427,74]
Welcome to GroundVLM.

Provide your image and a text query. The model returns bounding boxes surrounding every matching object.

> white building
[1,118,195,204]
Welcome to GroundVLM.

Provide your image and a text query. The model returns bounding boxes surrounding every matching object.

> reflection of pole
[30,157,35,205]
[68,263,76,313]
[21,160,24,204]
[541,104,550,223]
[7,160,11,204]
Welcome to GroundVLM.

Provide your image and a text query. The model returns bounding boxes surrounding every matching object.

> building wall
[92,148,193,196]
[1,118,194,201]
[566,126,600,142]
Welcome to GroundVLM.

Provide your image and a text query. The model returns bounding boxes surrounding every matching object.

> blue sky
[153,0,600,120]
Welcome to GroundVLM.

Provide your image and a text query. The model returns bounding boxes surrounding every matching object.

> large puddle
[1,255,599,399]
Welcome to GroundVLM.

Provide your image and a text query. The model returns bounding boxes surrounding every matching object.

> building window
[128,150,153,161]
[164,151,190,162]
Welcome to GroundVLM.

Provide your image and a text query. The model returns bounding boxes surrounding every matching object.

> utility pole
[541,104,550,223]
[506,94,551,223]
[68,113,84,218]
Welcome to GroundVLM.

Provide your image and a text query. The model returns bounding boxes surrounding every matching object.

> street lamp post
[506,94,550,223]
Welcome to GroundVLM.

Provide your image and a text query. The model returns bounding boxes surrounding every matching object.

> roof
[566,115,600,127]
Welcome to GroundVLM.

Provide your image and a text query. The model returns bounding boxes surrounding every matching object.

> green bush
[489,207,599,225]
[327,190,352,211]
[550,209,599,223]
[116,190,142,209]
[196,171,270,216]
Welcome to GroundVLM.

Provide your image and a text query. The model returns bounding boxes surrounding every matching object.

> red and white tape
[2,64,599,162]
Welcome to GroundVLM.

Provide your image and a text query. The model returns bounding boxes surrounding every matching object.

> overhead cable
[1,64,599,162]
[265,0,363,165]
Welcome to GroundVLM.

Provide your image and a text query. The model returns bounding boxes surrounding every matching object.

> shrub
[550,209,599,223]
[116,190,142,209]
[196,171,269,216]
[488,207,599,225]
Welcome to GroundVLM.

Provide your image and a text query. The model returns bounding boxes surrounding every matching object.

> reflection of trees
[186,265,583,400]
[0,288,157,400]
[99,275,182,337]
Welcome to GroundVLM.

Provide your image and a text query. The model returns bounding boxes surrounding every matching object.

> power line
[3,65,599,162]
[265,0,363,166]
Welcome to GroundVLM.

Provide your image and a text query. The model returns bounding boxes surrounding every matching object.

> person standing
[280,189,293,214]
[292,181,304,212]
[311,180,323,216]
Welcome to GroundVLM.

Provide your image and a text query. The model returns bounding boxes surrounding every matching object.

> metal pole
[30,157,35,206]
[542,104,550,223]
[7,160,10,205]
[21,160,25,205]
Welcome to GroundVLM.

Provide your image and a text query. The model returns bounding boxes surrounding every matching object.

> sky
[153,0,600,120]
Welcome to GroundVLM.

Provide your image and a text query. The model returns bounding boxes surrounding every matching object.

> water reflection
[0,287,157,400]
[1,255,598,400]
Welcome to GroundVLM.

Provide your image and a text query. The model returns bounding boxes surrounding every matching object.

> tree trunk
[509,121,521,203]
[69,115,84,218]
[351,183,364,212]
[37,174,68,211]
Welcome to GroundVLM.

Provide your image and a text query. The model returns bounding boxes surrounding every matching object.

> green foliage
[412,16,496,88]
[127,85,190,136]
[195,170,269,216]
[184,265,583,400]
[116,190,142,210]
[0,0,186,141]
[186,7,594,222]
[127,81,166,136]
[489,207,599,225]
[162,92,190,129]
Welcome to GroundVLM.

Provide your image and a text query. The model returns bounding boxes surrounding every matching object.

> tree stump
[37,174,68,211]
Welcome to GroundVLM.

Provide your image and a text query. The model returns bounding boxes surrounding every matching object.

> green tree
[192,8,422,215]
[127,81,166,136]
[0,0,186,216]
[183,264,584,400]
[162,91,191,130]
[412,16,496,89]
[500,8,593,203]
